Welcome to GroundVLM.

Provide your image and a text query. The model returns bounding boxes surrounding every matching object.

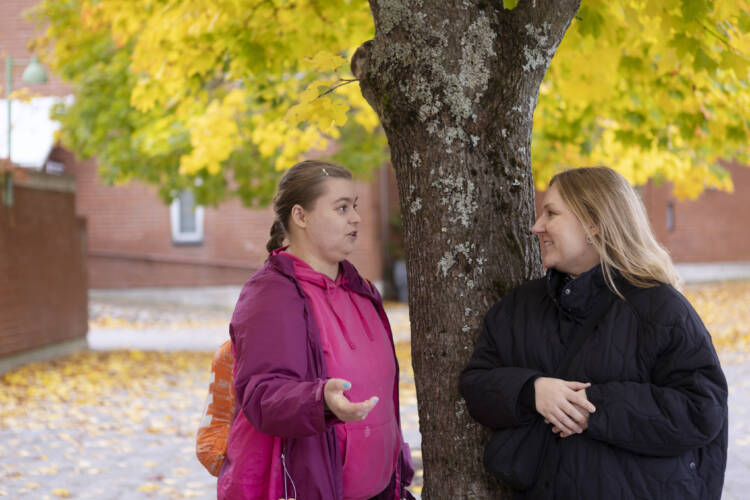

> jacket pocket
[338,419,399,499]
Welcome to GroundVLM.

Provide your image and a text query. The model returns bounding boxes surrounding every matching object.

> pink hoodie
[286,252,399,500]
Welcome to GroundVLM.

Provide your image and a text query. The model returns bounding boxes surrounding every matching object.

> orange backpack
[196,340,236,477]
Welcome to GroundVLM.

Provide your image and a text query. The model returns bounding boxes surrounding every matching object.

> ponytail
[266,220,286,253]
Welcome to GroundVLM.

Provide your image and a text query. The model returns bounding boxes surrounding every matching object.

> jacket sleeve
[585,312,728,457]
[459,295,544,430]
[231,277,328,439]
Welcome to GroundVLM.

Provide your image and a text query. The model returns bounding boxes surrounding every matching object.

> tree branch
[316,78,359,99]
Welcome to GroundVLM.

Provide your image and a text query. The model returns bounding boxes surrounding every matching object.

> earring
[585,235,593,244]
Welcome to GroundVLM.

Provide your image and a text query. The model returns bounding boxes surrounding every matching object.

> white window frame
[170,191,204,244]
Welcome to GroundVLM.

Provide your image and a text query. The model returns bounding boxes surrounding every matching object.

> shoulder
[624,283,699,328]
[233,263,303,319]
[623,283,713,352]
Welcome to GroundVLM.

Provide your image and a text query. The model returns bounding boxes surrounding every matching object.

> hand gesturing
[324,378,379,422]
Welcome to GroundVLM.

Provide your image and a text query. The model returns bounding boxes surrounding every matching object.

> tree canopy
[29,0,749,203]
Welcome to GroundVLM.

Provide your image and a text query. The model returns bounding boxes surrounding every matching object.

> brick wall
[642,161,750,262]
[0,169,87,357]
[53,149,385,288]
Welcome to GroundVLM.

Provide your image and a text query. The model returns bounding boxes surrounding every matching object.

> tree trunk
[354,1,580,497]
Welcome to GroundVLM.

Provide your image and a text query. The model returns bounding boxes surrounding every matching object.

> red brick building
[3,0,389,289]
[3,0,749,292]
[642,161,750,263]
[51,148,390,288]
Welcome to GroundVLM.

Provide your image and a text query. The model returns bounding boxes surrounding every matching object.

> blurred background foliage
[27,0,749,206]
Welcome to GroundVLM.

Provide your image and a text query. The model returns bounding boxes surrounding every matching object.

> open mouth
[347,231,358,238]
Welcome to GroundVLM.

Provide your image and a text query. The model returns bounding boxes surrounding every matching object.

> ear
[588,224,600,237]
[289,204,307,229]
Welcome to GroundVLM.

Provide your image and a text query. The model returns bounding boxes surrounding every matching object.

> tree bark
[354,1,580,497]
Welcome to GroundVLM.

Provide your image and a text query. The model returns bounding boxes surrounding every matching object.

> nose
[530,216,543,235]
[351,208,362,225]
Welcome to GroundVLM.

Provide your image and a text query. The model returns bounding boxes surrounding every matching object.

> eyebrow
[333,196,358,204]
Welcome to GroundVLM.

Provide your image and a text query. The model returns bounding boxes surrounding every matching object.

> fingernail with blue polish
[343,382,351,389]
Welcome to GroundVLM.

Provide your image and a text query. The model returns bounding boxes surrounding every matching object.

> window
[170,190,204,244]
[666,202,675,232]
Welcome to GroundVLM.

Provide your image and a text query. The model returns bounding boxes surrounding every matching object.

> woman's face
[297,178,361,265]
[531,183,600,276]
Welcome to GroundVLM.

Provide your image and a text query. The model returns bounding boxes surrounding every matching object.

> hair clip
[321,168,329,176]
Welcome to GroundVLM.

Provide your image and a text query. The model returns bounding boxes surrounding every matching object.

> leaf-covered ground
[683,281,750,352]
[1,281,748,498]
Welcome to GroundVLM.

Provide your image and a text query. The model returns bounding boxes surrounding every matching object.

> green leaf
[681,0,709,23]
[669,33,701,58]
[693,48,719,74]
[726,124,747,142]
[739,10,750,34]
[624,111,646,127]
[503,0,520,10]
[720,51,750,78]
[576,5,606,38]
[619,55,645,73]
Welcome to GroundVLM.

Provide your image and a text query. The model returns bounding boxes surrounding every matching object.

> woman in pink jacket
[218,160,414,500]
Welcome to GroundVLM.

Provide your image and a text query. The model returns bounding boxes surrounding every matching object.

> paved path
[717,352,750,500]
[1,287,747,499]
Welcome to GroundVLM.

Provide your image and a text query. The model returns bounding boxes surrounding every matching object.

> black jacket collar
[546,265,611,319]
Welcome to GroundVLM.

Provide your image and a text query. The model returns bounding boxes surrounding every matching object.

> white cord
[281,452,297,499]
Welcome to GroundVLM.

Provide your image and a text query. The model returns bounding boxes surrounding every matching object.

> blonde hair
[549,167,681,297]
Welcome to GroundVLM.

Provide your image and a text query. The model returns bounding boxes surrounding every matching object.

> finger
[326,378,352,394]
[562,402,589,426]
[554,409,582,434]
[551,418,576,436]
[563,380,591,391]
[571,391,597,413]
[342,396,379,420]
[548,413,575,436]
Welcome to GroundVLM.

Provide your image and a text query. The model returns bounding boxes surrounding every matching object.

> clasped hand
[324,378,379,422]
[534,377,596,438]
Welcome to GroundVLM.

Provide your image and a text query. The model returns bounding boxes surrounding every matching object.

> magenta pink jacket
[217,252,414,500]
[289,252,400,499]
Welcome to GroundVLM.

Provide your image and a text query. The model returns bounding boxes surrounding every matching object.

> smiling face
[290,178,361,269]
[531,183,600,276]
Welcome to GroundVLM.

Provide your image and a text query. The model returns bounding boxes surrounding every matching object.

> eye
[336,205,348,213]
[547,210,557,217]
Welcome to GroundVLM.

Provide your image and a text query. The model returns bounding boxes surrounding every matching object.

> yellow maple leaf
[303,50,347,72]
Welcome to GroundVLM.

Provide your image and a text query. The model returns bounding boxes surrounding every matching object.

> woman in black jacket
[459,167,728,499]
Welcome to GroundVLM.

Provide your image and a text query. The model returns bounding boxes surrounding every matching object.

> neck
[285,244,340,280]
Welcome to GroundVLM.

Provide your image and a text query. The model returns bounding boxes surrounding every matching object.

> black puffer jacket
[459,266,728,499]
